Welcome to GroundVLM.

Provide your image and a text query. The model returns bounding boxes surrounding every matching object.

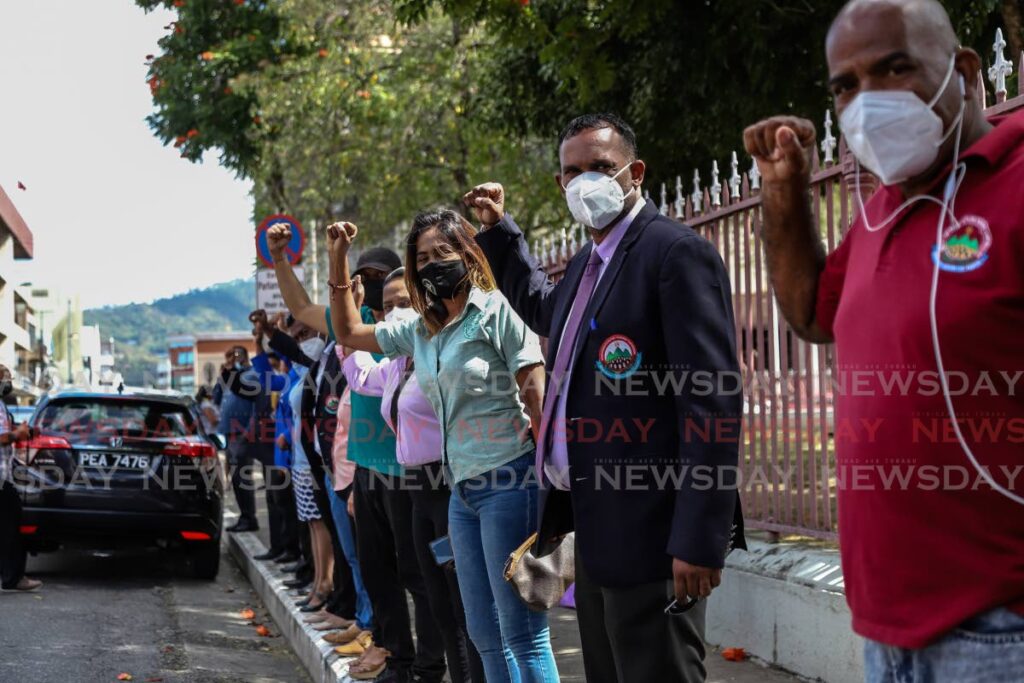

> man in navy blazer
[467,113,745,682]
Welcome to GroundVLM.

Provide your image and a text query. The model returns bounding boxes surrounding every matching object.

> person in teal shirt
[267,236,444,683]
[325,209,559,683]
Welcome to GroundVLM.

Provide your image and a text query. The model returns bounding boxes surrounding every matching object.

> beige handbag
[503,531,575,611]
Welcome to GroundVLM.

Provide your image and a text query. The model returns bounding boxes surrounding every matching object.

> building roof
[195,331,254,342]
[0,184,34,259]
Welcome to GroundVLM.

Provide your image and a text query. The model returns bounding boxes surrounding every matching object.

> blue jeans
[448,452,560,683]
[324,473,373,631]
[864,608,1024,682]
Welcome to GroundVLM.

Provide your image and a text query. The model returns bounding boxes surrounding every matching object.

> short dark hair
[559,113,638,160]
[384,267,405,285]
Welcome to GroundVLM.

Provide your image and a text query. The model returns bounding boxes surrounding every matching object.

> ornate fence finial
[691,169,703,214]
[710,160,723,208]
[989,27,1013,102]
[560,227,568,260]
[578,222,587,246]
[728,151,741,199]
[659,183,669,215]
[568,223,579,253]
[543,236,553,263]
[674,175,684,217]
[821,109,838,165]
[749,156,761,191]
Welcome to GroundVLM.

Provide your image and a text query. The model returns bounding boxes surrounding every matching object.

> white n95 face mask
[384,306,418,324]
[563,165,635,230]
[839,55,962,186]
[299,337,326,359]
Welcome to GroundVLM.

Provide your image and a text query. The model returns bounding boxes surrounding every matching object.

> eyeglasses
[664,596,700,616]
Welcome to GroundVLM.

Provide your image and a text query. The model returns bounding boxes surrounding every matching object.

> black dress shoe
[300,599,329,613]
[284,577,310,590]
[273,552,300,564]
[254,549,284,561]
[295,596,312,608]
[281,561,308,574]
[226,519,260,533]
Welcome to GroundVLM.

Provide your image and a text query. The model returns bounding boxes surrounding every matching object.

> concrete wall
[706,537,864,683]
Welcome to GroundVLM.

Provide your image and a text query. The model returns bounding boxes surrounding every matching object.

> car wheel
[190,541,220,580]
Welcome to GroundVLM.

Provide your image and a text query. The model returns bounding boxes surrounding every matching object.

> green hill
[84,279,254,386]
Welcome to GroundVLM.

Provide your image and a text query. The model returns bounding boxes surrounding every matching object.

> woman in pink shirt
[342,268,484,683]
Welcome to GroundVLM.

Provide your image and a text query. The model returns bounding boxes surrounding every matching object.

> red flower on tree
[173,0,185,7]
[186,129,199,139]
[201,51,215,61]
[318,48,329,58]
[174,136,187,147]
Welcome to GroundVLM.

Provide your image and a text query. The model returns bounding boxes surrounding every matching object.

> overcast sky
[0,1,256,309]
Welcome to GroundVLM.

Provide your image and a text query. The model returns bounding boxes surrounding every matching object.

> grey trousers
[574,538,708,683]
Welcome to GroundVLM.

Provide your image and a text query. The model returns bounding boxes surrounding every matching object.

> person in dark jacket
[465,113,745,683]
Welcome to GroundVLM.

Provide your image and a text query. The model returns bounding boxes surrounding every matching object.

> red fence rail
[536,36,1024,540]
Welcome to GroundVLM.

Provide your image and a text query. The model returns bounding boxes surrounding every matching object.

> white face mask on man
[563,165,636,230]
[839,55,964,186]
[299,337,326,359]
[384,306,418,324]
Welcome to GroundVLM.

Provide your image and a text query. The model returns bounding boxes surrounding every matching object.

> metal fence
[533,29,1024,540]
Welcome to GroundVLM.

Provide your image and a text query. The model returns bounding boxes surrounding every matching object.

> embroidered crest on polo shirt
[463,311,484,339]
[324,395,340,416]
[931,214,992,273]
[595,334,642,379]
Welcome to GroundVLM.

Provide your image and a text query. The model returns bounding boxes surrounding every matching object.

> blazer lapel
[566,202,659,372]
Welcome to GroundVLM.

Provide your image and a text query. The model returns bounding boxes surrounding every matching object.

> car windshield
[37,398,198,445]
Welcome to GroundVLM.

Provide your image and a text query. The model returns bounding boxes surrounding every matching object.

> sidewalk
[229,498,809,682]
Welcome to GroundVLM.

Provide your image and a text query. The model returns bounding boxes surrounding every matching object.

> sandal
[347,646,390,680]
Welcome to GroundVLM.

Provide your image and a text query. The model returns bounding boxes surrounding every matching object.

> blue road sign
[256,214,305,267]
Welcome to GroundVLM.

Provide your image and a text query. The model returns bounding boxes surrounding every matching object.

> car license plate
[78,452,152,470]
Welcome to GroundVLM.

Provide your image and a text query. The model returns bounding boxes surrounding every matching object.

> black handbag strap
[389,361,414,430]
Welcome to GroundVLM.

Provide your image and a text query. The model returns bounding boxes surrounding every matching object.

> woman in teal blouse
[327,210,560,683]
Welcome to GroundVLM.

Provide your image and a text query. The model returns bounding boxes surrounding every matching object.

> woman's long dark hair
[404,209,496,336]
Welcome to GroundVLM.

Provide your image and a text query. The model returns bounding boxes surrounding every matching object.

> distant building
[167,334,196,393]
[166,332,256,394]
[0,184,36,400]
[154,356,171,390]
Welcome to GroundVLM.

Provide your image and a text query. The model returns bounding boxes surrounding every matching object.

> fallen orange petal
[721,647,747,662]
[117,675,133,682]
[240,608,255,620]
[255,624,271,637]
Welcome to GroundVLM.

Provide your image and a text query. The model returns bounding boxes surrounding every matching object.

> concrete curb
[228,530,355,683]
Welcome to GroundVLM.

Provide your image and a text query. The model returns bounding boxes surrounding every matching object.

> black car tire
[190,541,220,580]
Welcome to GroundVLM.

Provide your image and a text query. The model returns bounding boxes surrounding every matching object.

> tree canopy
[137,0,1018,239]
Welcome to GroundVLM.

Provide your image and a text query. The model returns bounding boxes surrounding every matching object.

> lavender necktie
[536,247,602,484]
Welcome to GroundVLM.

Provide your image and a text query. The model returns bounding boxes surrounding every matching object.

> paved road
[0,542,310,683]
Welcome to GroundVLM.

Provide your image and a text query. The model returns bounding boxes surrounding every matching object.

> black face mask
[362,278,385,312]
[419,260,468,301]
[0,381,12,397]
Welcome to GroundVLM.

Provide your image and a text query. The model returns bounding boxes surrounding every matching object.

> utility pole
[65,299,72,383]
[310,219,320,304]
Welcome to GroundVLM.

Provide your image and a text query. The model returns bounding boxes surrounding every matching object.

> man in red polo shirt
[744,0,1024,680]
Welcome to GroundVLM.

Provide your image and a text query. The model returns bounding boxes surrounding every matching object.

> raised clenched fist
[326,221,358,261]
[267,223,292,261]
[462,182,506,228]
[742,116,817,187]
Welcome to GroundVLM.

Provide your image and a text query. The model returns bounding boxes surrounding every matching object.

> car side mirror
[209,433,227,451]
